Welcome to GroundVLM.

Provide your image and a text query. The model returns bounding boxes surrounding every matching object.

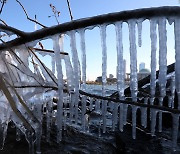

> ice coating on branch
[78,29,87,91]
[137,19,143,47]
[100,24,107,97]
[69,30,80,124]
[128,20,138,102]
[174,18,180,109]
[150,19,157,99]
[52,34,64,142]
[115,22,125,99]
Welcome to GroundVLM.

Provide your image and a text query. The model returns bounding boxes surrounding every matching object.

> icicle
[141,98,148,128]
[33,103,42,154]
[102,100,107,133]
[150,109,158,136]
[174,17,180,109]
[79,29,87,91]
[123,104,128,125]
[69,30,80,124]
[158,97,163,132]
[131,105,138,139]
[169,75,175,108]
[64,55,74,91]
[115,22,124,99]
[0,122,8,150]
[89,97,93,111]
[0,105,10,150]
[52,34,64,142]
[46,100,52,142]
[100,24,107,97]
[128,20,138,102]
[171,113,179,151]
[25,131,35,154]
[119,103,124,132]
[95,99,100,111]
[158,18,167,133]
[51,54,56,74]
[81,95,87,131]
[158,17,167,98]
[150,19,157,100]
[137,19,143,47]
[16,127,21,141]
[112,103,118,131]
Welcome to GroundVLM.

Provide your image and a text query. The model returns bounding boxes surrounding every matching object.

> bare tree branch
[0,0,6,15]
[0,18,8,26]
[0,6,180,51]
[16,0,47,28]
[0,23,26,37]
[66,0,73,20]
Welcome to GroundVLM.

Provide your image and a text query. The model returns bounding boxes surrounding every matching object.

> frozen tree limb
[1,6,180,51]
[0,23,26,37]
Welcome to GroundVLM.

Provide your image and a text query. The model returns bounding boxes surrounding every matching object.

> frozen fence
[0,6,180,153]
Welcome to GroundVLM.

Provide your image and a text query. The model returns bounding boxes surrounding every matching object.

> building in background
[139,62,145,72]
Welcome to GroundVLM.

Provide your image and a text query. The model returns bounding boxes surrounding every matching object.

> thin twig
[0,19,8,26]
[0,0,6,15]
[66,0,73,20]
[16,0,47,28]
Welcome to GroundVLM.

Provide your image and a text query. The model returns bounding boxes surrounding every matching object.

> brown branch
[16,0,47,28]
[66,0,73,21]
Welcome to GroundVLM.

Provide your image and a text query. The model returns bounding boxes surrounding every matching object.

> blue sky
[1,0,180,81]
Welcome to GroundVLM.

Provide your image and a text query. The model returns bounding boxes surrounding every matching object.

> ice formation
[0,9,180,154]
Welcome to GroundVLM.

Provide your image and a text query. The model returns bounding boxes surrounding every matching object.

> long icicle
[52,34,64,143]
[100,24,107,97]
[172,113,179,151]
[79,29,87,131]
[128,20,138,102]
[150,18,157,105]
[115,21,124,99]
[174,17,180,110]
[158,17,167,132]
[69,30,80,124]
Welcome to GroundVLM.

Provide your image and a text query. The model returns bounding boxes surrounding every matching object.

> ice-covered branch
[0,6,180,51]
[0,24,26,37]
